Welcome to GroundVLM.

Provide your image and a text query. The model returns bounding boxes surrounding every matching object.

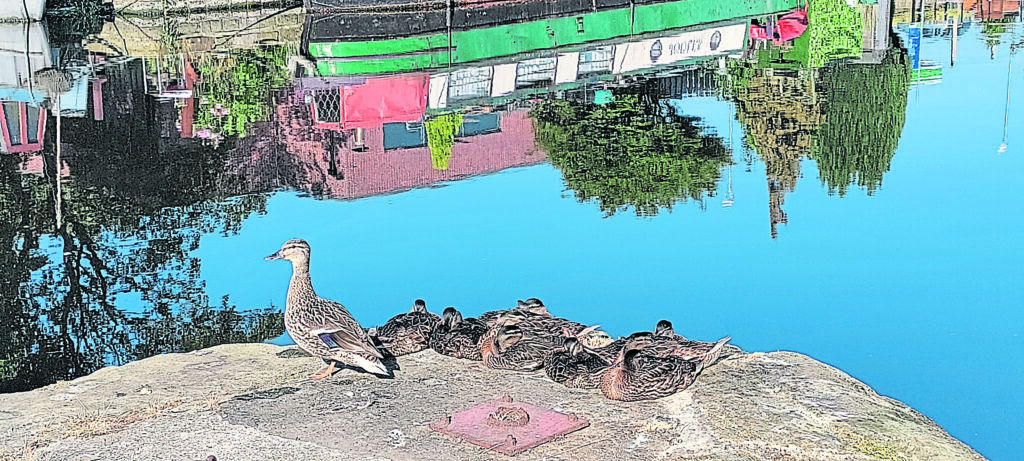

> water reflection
[2,2,1022,459]
[0,0,915,390]
[533,85,731,217]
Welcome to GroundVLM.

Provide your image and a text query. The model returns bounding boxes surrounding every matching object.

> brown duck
[266,239,387,378]
[599,338,706,401]
[628,333,731,368]
[369,299,441,356]
[654,319,688,341]
[479,324,557,371]
[477,298,551,327]
[429,307,488,361]
[543,337,611,389]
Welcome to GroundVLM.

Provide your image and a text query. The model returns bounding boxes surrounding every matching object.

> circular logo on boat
[650,40,663,63]
[710,31,722,51]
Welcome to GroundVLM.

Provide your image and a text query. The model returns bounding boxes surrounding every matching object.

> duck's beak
[265,251,283,261]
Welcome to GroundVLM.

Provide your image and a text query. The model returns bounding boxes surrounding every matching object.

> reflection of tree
[727,42,910,236]
[193,46,293,138]
[807,0,864,67]
[532,90,731,217]
[1,98,282,392]
[812,47,910,196]
[729,65,822,238]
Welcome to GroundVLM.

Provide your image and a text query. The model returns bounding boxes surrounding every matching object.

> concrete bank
[0,344,983,460]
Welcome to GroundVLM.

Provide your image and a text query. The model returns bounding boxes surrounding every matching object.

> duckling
[266,239,387,378]
[599,339,705,401]
[544,337,611,389]
[480,324,555,371]
[369,299,441,356]
[429,307,488,361]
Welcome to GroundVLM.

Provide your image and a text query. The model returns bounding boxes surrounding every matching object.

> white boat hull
[0,0,46,21]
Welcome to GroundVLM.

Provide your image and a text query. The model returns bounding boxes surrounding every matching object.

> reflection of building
[225,81,546,200]
[965,0,1021,20]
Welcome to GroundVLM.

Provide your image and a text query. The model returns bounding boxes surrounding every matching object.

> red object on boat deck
[340,74,429,129]
[750,9,808,43]
[430,395,590,456]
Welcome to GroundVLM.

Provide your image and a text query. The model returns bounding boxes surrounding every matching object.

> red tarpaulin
[750,10,809,43]
[340,74,429,129]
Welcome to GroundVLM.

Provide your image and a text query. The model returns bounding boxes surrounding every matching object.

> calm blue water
[1,9,1022,460]
[199,31,1023,459]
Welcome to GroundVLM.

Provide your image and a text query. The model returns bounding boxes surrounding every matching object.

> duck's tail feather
[703,336,731,367]
[352,354,389,376]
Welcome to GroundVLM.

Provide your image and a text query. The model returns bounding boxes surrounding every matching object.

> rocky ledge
[0,344,982,460]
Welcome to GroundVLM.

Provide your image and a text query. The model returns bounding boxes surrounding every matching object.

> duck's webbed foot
[310,361,337,380]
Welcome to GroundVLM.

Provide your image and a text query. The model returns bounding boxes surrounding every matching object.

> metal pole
[999,50,1011,152]
[55,95,62,230]
[951,12,958,65]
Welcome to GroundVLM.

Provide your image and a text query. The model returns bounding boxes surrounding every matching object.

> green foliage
[981,20,1014,47]
[812,46,910,196]
[532,92,731,217]
[193,46,292,138]
[426,113,463,170]
[0,359,13,380]
[808,0,865,67]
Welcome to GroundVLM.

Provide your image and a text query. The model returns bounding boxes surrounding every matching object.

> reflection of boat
[0,22,52,105]
[1,22,51,154]
[0,0,45,21]
[301,21,748,130]
[302,0,802,75]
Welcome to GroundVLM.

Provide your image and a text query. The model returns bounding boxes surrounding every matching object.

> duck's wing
[306,299,383,359]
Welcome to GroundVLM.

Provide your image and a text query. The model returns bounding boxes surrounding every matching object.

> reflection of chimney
[352,127,368,152]
[768,178,788,239]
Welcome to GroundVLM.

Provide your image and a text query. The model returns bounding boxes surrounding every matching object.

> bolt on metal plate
[430,395,590,456]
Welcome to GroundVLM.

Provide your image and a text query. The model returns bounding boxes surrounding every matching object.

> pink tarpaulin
[341,74,429,129]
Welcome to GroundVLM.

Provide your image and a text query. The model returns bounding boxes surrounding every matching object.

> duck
[628,333,731,368]
[543,337,611,389]
[429,306,489,361]
[479,313,601,371]
[654,319,688,341]
[479,324,557,371]
[266,239,388,378]
[599,337,706,401]
[477,298,552,326]
[368,299,441,356]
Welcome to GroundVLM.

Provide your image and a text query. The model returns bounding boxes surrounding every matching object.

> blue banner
[908,27,922,70]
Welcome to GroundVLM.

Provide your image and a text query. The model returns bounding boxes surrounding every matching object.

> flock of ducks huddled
[268,239,730,402]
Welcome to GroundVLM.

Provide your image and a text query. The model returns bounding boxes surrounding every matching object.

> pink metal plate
[430,395,590,456]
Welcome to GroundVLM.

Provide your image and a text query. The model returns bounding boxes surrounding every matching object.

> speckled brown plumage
[371,299,441,356]
[266,239,387,377]
[628,334,731,368]
[429,307,488,361]
[543,337,611,389]
[477,298,551,327]
[599,347,704,401]
[480,324,558,371]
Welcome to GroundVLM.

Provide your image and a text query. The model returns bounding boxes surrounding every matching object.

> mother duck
[266,239,388,378]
